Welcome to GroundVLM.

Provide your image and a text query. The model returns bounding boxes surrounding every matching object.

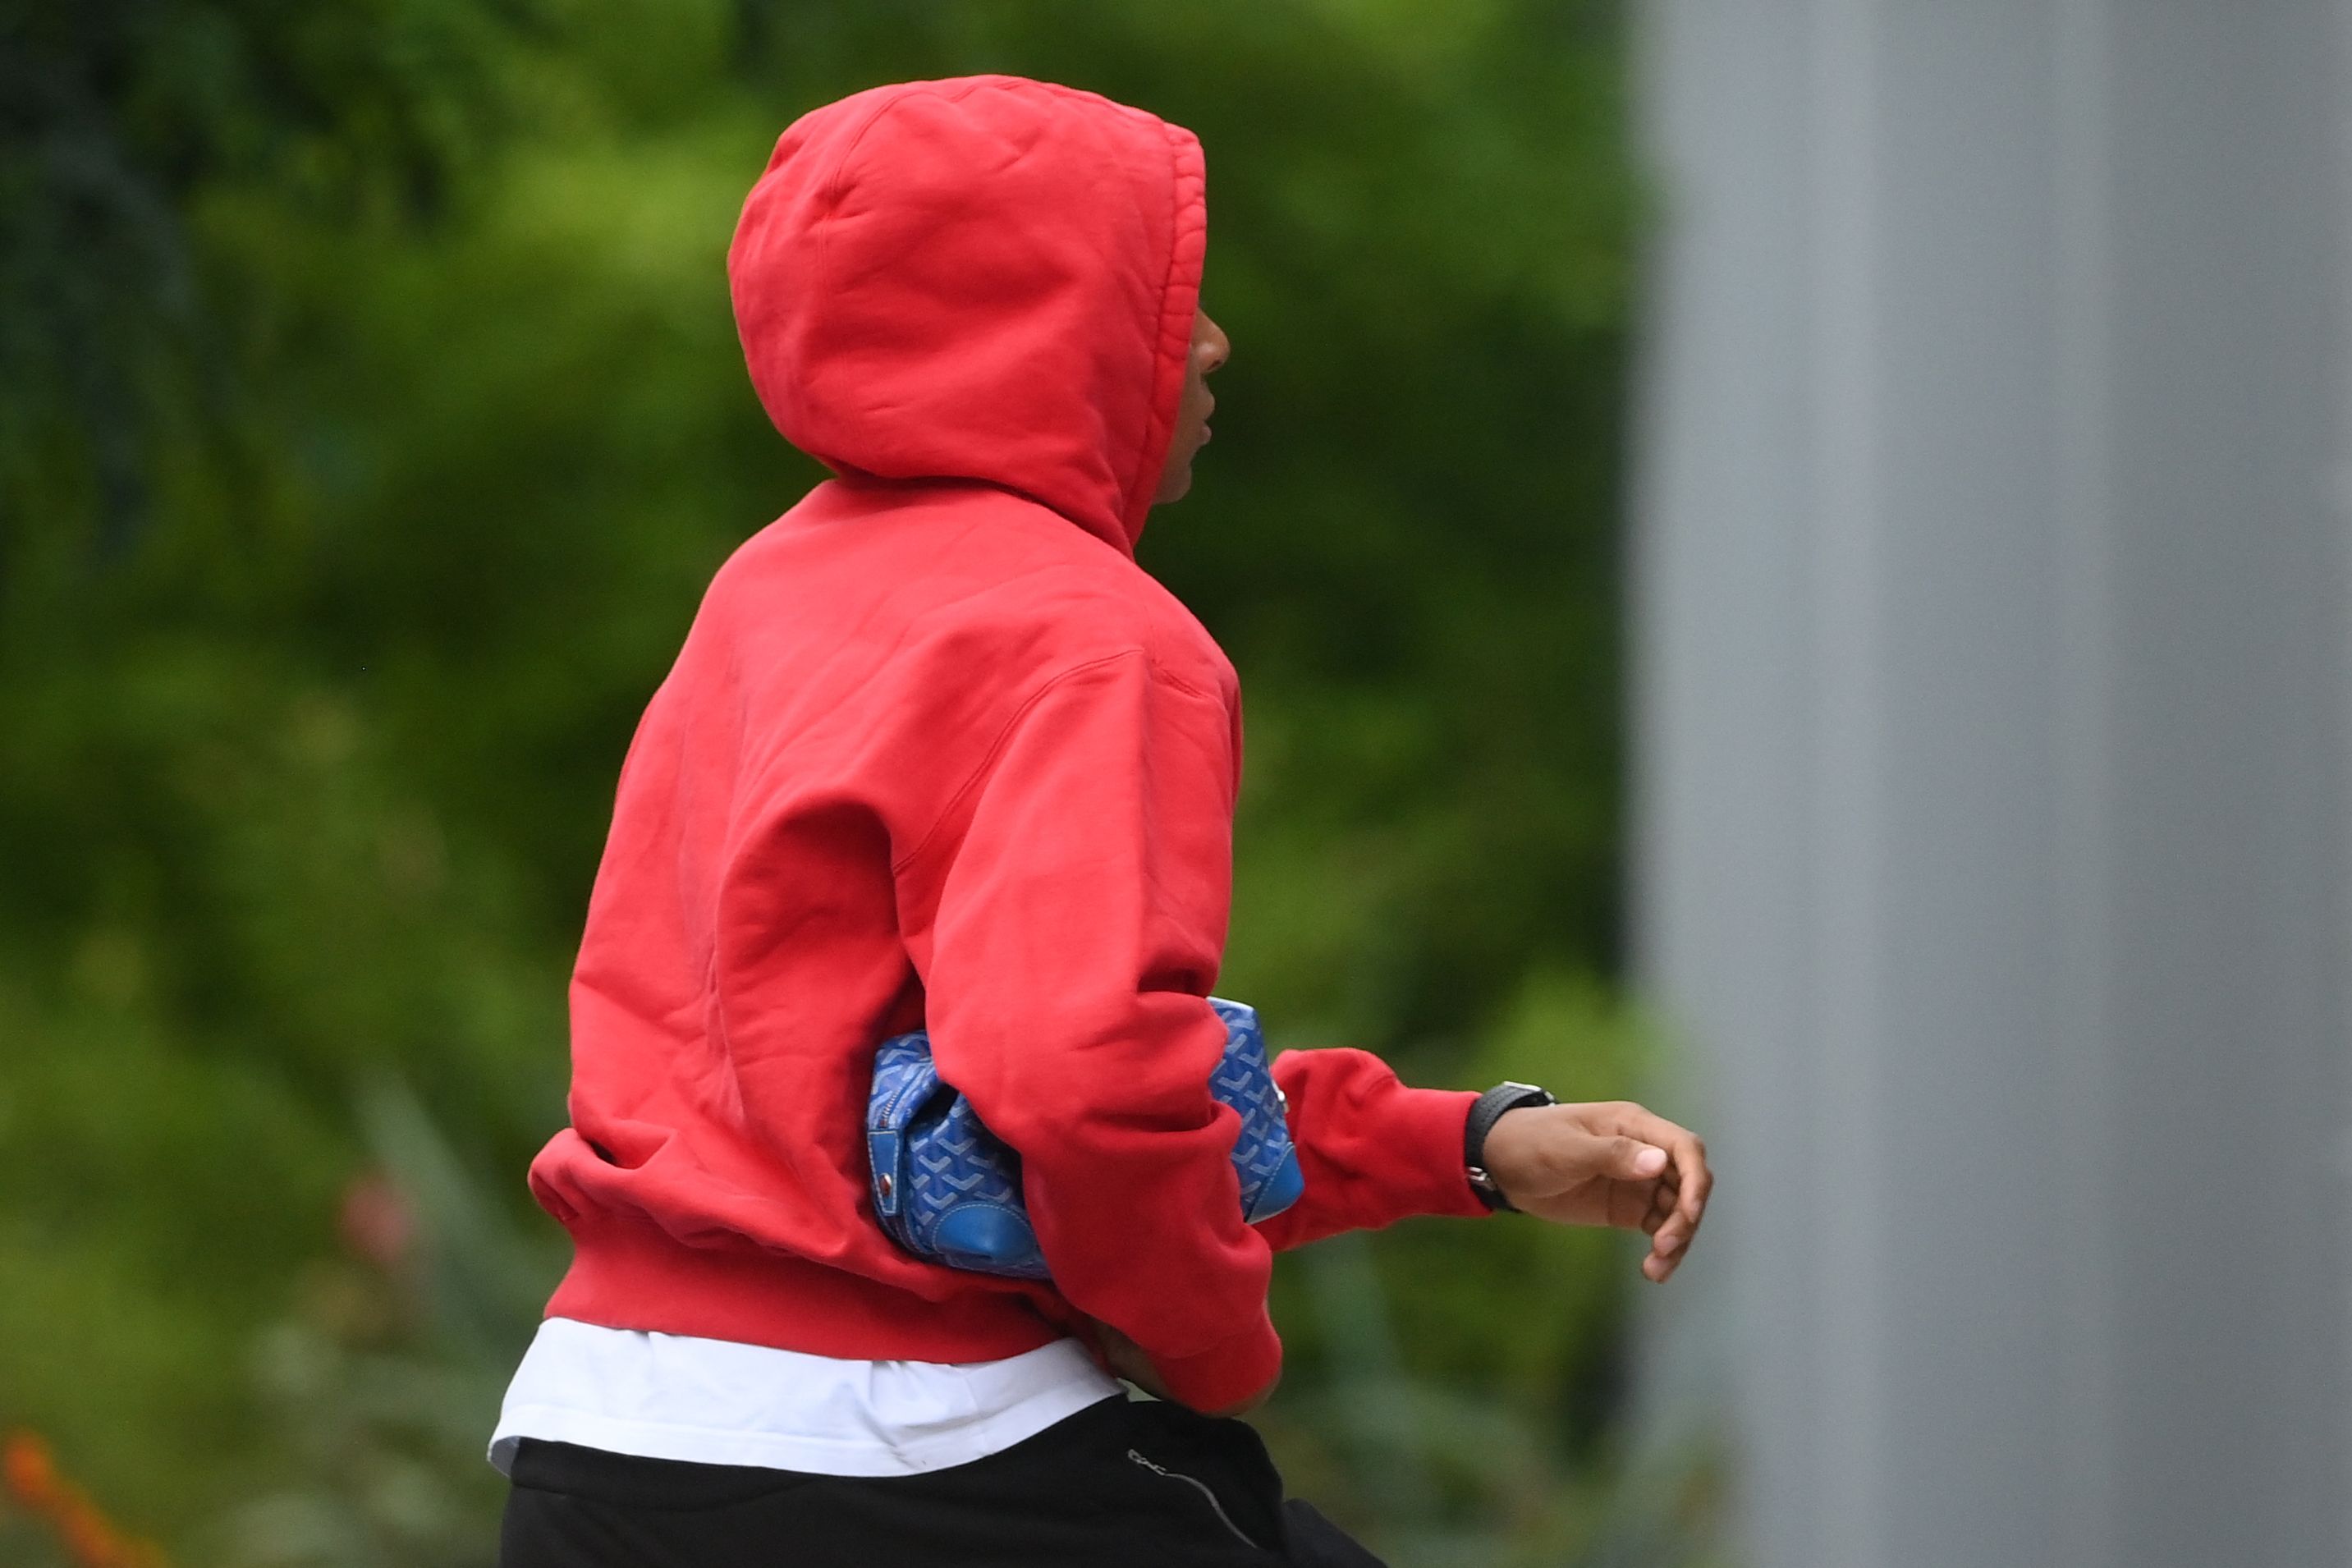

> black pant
[498,1392,1387,1567]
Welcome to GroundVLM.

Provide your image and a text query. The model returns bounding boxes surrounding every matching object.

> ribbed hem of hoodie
[545,1211,1065,1364]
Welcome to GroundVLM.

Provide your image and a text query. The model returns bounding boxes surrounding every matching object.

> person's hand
[1091,1320,1279,1418]
[1479,1099,1712,1283]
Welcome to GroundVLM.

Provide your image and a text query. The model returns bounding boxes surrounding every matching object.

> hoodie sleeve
[903,649,1281,1414]
[1251,1051,1490,1252]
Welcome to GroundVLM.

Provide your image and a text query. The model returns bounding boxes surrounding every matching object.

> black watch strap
[1464,1080,1557,1213]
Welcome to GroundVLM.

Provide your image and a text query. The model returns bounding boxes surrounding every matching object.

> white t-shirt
[488,1317,1126,1478]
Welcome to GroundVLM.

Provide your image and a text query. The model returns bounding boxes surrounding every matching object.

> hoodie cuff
[1385,1085,1493,1221]
[1146,1307,1285,1414]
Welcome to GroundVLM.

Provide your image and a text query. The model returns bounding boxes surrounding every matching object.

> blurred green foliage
[0,0,1711,1561]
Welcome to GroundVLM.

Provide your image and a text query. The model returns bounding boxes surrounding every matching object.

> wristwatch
[1464,1080,1558,1213]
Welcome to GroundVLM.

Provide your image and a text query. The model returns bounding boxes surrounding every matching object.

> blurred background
[5,1,2345,1566]
[1638,2,2350,1566]
[2,3,1662,1565]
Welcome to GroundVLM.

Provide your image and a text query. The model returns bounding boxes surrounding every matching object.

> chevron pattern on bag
[865,997,1304,1279]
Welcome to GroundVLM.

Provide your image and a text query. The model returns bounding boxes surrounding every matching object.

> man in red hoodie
[492,74,1712,1567]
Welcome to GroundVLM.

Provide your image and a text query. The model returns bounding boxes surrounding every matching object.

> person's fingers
[1602,1104,1697,1171]
[1657,1167,1703,1245]
[1606,1175,1667,1230]
[1653,1193,1703,1257]
[1604,1135,1670,1181]
[1668,1138,1711,1240]
[1602,1133,1705,1283]
[1604,1103,1712,1250]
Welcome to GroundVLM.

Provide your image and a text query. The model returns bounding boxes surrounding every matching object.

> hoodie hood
[727,76,1208,556]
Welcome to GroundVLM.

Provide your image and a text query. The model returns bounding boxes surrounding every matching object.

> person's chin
[1153,464,1194,506]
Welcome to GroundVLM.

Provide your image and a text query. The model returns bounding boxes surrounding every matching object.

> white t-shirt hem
[488,1318,1127,1479]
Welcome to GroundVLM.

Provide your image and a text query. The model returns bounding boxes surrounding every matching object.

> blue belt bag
[865,997,1307,1280]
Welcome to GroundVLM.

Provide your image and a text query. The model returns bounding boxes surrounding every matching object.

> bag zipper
[1126,1447,1262,1550]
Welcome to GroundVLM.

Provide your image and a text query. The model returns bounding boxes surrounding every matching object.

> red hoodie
[527,75,1489,1415]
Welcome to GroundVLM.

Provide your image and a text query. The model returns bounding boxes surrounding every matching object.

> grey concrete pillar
[1631,2,2352,1564]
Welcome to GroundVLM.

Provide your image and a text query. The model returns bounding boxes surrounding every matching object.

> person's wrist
[1463,1081,1557,1212]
